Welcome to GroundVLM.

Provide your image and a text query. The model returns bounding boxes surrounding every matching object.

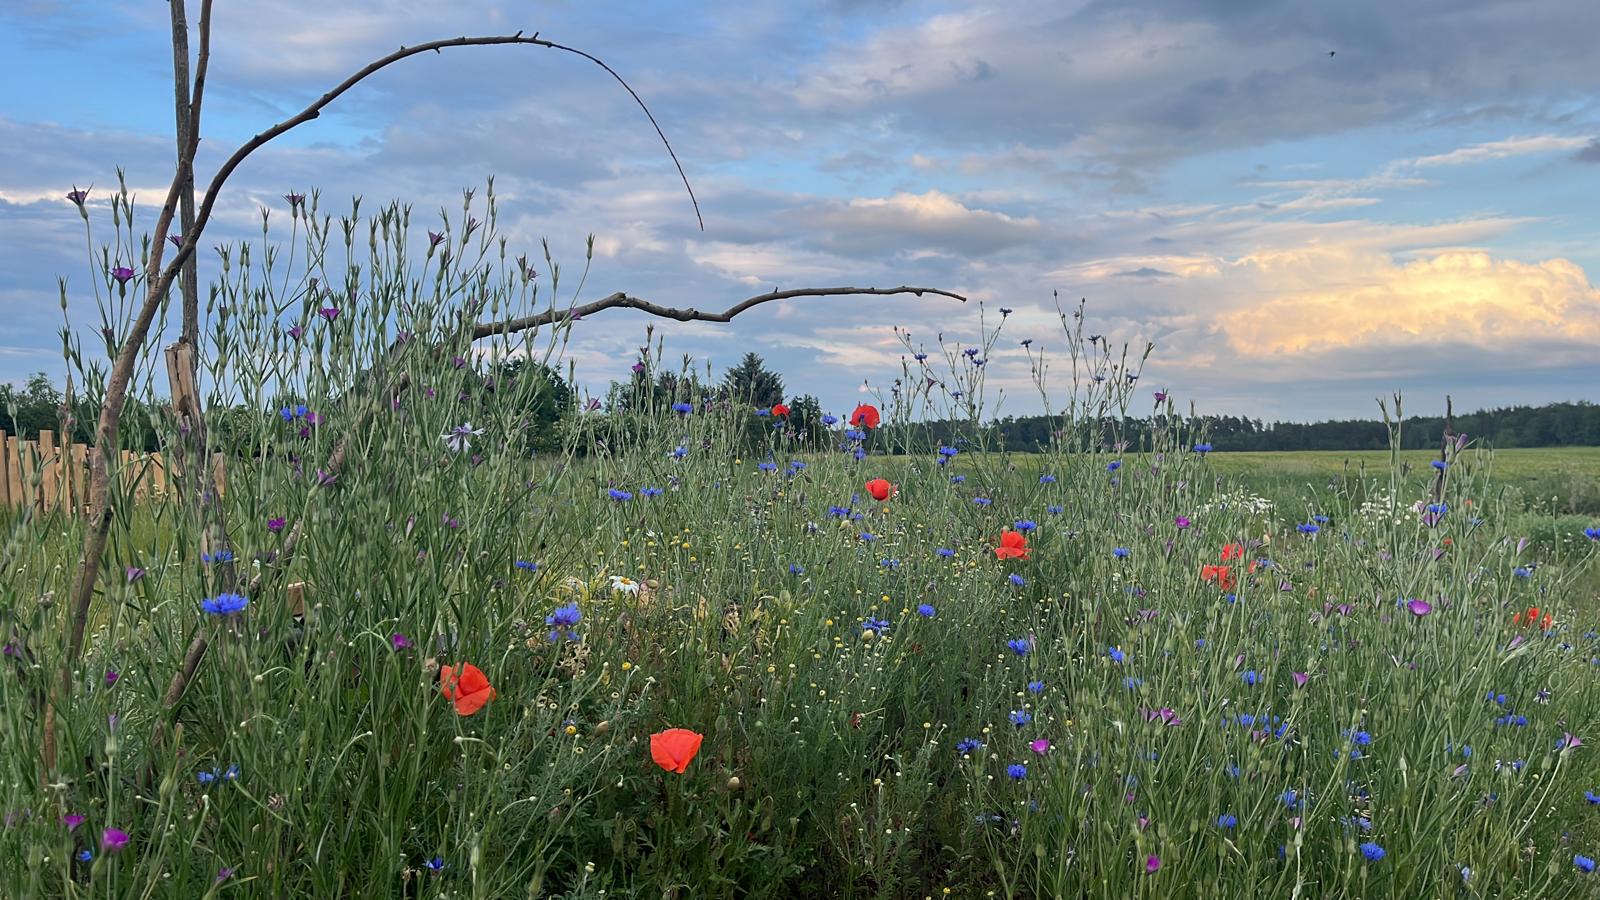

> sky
[2,0,1598,423]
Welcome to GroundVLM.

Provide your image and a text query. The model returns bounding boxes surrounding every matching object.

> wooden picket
[0,435,220,515]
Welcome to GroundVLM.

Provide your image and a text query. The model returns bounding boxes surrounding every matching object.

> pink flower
[62,814,85,831]
[1292,672,1309,687]
[1145,855,1161,873]
[1029,739,1051,755]
[101,828,129,853]
[1406,599,1432,617]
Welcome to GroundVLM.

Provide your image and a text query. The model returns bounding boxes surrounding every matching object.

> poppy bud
[727,776,742,791]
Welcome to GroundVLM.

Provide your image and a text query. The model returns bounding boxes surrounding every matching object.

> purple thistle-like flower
[1174,515,1191,529]
[267,517,286,532]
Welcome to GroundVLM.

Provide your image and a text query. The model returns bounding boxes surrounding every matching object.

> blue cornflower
[828,505,851,518]
[426,856,447,872]
[670,445,688,459]
[880,558,900,570]
[546,603,582,641]
[279,407,295,422]
[201,593,249,616]
[1006,764,1027,781]
[640,487,663,497]
[1432,459,1447,470]
[863,617,891,635]
[788,564,805,575]
[1123,676,1143,689]
[1108,646,1126,664]
[974,497,992,507]
[956,737,984,755]
[1241,670,1260,686]
[936,547,956,558]
[938,446,959,458]
[1193,443,1212,454]
[758,461,777,473]
[515,560,539,572]
[77,849,92,862]
[295,404,308,418]
[1112,547,1129,559]
[1014,520,1037,532]
[1577,855,1596,873]
[1297,523,1320,535]
[1027,680,1044,693]
[1281,790,1301,809]
[1312,514,1330,523]
[951,475,966,484]
[754,408,771,417]
[1039,474,1056,484]
[1216,813,1237,829]
[1006,638,1031,656]
[671,401,693,415]
[1107,460,1121,472]
[1585,790,1600,805]
[1350,730,1373,746]
[201,549,235,564]
[917,604,936,618]
[1427,502,1449,515]
[1585,527,1600,541]
[1360,842,1385,862]
[844,428,866,441]
[1513,567,1532,578]
[1047,505,1063,515]
[859,532,876,542]
[1008,573,1026,587]
[1009,710,1032,727]
[914,353,928,361]
[607,488,632,501]
[822,414,838,426]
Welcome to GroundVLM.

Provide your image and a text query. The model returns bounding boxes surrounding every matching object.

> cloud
[1405,134,1594,168]
[800,190,1044,257]
[1576,139,1600,164]
[1217,250,1600,358]
[1115,267,1175,278]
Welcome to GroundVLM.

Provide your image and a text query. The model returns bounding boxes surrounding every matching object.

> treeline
[972,402,1600,452]
[5,360,1597,453]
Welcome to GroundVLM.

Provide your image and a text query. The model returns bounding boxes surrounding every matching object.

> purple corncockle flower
[168,234,182,248]
[1406,599,1432,617]
[441,422,484,454]
[216,868,236,884]
[391,633,411,650]
[267,517,286,532]
[1174,516,1191,529]
[1146,855,1161,873]
[125,566,145,583]
[427,230,445,247]
[315,470,336,487]
[283,192,305,208]
[318,307,340,321]
[111,266,135,285]
[62,814,85,831]
[1153,390,1168,403]
[104,670,119,688]
[101,828,129,853]
[66,187,89,206]
[1292,672,1309,687]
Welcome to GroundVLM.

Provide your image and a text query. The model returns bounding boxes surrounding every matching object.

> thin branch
[472,285,969,340]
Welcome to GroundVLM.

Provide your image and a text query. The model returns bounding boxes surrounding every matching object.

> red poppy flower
[864,478,894,502]
[650,728,704,774]
[850,404,881,429]
[1200,564,1236,591]
[440,662,496,716]
[994,530,1031,560]
[771,403,790,417]
[1221,543,1245,561]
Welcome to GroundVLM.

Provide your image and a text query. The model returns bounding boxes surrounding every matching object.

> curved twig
[473,285,969,340]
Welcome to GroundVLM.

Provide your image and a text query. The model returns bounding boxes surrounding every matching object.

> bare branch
[473,285,968,340]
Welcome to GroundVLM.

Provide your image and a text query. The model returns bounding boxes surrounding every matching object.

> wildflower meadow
[1,181,1598,899]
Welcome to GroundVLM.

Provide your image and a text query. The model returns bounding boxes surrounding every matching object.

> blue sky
[2,0,1598,422]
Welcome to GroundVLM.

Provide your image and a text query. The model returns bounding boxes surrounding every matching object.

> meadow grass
[3,190,1598,898]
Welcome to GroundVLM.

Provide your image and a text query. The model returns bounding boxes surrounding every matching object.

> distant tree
[721,353,785,409]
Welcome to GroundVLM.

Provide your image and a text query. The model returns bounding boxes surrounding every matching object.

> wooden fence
[0,430,225,514]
